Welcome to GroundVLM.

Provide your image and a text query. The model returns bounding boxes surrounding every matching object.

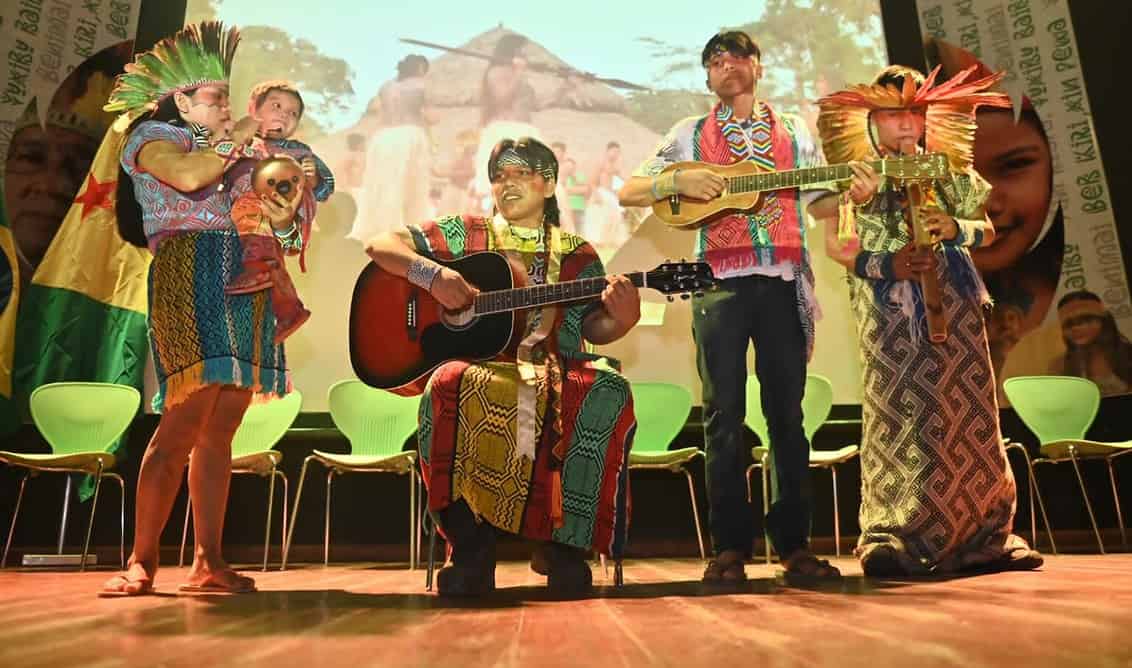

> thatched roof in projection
[385,26,629,114]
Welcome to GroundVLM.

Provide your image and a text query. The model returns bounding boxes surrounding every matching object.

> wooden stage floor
[1,555,1130,668]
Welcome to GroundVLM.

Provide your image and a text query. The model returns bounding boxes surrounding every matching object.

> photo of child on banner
[927,37,1130,398]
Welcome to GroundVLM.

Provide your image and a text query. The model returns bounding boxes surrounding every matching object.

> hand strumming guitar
[431,267,479,311]
[676,168,726,200]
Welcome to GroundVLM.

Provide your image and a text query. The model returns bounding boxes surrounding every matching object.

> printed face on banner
[3,42,131,284]
[971,109,1054,274]
[5,124,98,269]
[923,12,1129,400]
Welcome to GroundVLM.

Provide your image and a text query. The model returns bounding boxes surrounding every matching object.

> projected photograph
[185,0,887,407]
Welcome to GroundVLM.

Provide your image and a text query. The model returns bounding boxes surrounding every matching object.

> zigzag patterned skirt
[147,230,289,413]
[419,359,635,557]
[850,274,1025,573]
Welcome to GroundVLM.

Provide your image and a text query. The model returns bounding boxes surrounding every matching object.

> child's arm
[296,145,335,202]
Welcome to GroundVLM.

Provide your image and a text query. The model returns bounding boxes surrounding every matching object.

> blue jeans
[692,274,811,558]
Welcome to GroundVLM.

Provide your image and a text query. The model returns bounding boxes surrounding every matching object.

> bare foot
[182,561,256,593]
[100,561,155,597]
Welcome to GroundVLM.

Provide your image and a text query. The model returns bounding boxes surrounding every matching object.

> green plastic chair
[282,380,421,570]
[1,382,140,571]
[743,373,857,562]
[626,382,702,558]
[1004,376,1132,553]
[179,390,302,571]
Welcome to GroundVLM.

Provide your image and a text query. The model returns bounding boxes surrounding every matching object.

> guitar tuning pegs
[680,293,690,300]
[693,291,704,298]
[666,295,675,303]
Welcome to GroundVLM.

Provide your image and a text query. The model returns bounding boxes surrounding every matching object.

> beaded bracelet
[406,258,441,291]
[949,218,984,248]
[853,250,895,280]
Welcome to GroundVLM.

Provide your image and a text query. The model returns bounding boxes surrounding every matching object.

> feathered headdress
[817,64,1012,173]
[104,21,240,129]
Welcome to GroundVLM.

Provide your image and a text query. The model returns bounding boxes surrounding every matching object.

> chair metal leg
[58,475,73,554]
[1006,442,1037,548]
[682,468,705,560]
[1007,443,1057,554]
[324,469,334,567]
[276,471,289,566]
[412,470,421,570]
[106,473,126,569]
[80,462,104,572]
[761,455,771,564]
[745,463,756,503]
[416,473,425,567]
[179,494,192,568]
[831,466,841,558]
[262,464,278,572]
[425,514,437,591]
[1068,446,1105,554]
[2,472,30,568]
[1106,458,1127,549]
[282,455,315,571]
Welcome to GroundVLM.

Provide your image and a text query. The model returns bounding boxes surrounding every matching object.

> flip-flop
[178,573,257,594]
[178,582,257,594]
[98,573,154,598]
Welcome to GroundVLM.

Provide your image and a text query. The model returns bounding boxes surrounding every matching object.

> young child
[225,80,335,343]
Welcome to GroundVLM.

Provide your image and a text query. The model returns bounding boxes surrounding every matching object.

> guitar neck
[725,159,889,195]
[473,272,646,315]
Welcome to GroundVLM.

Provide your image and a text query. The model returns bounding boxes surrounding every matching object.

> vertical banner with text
[918,0,1131,398]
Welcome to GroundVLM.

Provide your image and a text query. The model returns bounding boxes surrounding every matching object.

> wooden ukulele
[348,252,715,395]
[651,153,949,229]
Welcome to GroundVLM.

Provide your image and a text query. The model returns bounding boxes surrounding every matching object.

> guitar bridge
[668,195,681,215]
[406,290,419,341]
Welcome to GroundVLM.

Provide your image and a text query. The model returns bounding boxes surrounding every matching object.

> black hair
[396,54,428,81]
[252,85,305,119]
[1058,291,1132,386]
[487,136,560,227]
[701,31,761,67]
[872,64,926,89]
[491,34,529,64]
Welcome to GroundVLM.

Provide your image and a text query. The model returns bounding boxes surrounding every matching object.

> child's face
[1063,314,1103,347]
[255,89,302,139]
[872,109,925,155]
[971,110,1053,273]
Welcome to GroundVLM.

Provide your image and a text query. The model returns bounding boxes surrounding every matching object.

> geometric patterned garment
[122,122,234,253]
[633,102,827,361]
[146,230,289,413]
[413,215,635,557]
[850,168,1031,573]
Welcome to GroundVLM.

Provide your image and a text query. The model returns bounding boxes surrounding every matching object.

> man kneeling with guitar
[363,137,641,596]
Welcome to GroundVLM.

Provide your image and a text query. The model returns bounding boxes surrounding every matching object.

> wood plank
[0,556,1129,667]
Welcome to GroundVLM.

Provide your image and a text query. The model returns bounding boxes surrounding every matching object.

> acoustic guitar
[349,252,715,395]
[651,153,950,229]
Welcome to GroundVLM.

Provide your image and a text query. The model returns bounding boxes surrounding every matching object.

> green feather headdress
[104,21,240,129]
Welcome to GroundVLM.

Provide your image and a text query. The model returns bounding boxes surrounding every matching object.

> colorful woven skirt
[419,358,635,557]
[147,230,289,412]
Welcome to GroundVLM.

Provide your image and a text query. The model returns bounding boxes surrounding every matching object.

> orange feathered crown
[816,64,1012,172]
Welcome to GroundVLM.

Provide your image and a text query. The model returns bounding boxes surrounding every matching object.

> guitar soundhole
[439,305,477,331]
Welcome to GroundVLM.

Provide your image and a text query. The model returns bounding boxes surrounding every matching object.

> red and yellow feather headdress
[817,64,1012,173]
